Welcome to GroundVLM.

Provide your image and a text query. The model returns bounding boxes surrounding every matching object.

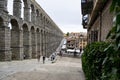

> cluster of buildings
[65,32,87,50]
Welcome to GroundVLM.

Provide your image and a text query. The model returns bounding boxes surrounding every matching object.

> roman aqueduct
[0,0,63,61]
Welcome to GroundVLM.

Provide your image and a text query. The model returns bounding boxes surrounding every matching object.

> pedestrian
[51,54,54,61]
[80,46,82,54]
[37,54,41,62]
[43,56,45,64]
[52,55,55,61]
[74,50,77,57]
[23,54,26,59]
[59,50,62,57]
[51,55,56,63]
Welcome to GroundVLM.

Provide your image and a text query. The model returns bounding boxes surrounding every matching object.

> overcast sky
[8,0,87,33]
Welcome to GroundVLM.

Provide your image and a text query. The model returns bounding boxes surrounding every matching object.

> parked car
[67,49,80,54]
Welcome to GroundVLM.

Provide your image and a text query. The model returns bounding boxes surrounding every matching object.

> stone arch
[10,19,21,60]
[43,16,45,23]
[43,30,46,56]
[0,0,7,12]
[40,13,43,18]
[23,0,30,21]
[47,31,51,56]
[23,0,29,10]
[46,18,48,23]
[45,31,49,57]
[31,26,37,58]
[36,28,40,56]
[47,20,49,25]
[31,4,35,12]
[31,26,35,31]
[40,29,43,56]
[36,9,39,24]
[22,23,28,31]
[23,0,28,6]
[36,28,39,32]
[36,9,39,16]
[40,13,43,24]
[13,0,22,18]
[30,4,35,22]
[10,19,19,30]
[22,23,31,59]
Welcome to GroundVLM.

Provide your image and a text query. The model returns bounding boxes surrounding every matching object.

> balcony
[88,0,108,29]
[81,0,93,15]
[81,0,93,29]
[82,15,88,29]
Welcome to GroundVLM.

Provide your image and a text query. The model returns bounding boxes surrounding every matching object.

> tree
[66,32,69,36]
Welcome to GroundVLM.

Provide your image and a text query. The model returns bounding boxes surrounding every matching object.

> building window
[91,30,98,42]
[94,30,98,41]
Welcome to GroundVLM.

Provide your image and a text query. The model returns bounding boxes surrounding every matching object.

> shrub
[81,42,119,80]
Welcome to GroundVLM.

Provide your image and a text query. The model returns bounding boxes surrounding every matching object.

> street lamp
[79,34,83,53]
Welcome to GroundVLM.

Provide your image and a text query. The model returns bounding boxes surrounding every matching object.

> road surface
[0,55,85,80]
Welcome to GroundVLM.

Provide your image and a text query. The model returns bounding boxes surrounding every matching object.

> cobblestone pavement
[0,55,85,80]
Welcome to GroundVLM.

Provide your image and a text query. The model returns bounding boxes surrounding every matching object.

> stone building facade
[0,0,63,61]
[81,0,114,43]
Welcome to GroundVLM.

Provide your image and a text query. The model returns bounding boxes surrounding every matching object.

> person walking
[59,50,63,57]
[43,56,45,64]
[74,50,77,57]
[79,46,82,54]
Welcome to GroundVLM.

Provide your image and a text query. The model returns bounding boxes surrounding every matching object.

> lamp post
[79,34,83,53]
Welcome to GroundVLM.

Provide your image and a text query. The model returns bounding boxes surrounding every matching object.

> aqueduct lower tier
[0,0,63,61]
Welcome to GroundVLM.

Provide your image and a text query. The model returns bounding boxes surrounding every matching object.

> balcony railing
[81,0,93,29]
[81,0,93,15]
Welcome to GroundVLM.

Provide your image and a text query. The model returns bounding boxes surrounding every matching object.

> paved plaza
[0,55,85,80]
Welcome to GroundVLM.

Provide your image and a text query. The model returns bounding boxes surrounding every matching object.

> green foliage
[82,42,120,80]
[66,32,69,36]
[82,42,109,80]
[105,0,120,79]
[107,0,120,51]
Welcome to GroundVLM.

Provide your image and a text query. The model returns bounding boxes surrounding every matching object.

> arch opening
[10,19,20,60]
[22,23,30,59]
[31,26,37,58]
[36,28,40,56]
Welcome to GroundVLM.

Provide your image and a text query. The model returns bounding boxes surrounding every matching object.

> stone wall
[88,0,114,43]
[101,2,114,41]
